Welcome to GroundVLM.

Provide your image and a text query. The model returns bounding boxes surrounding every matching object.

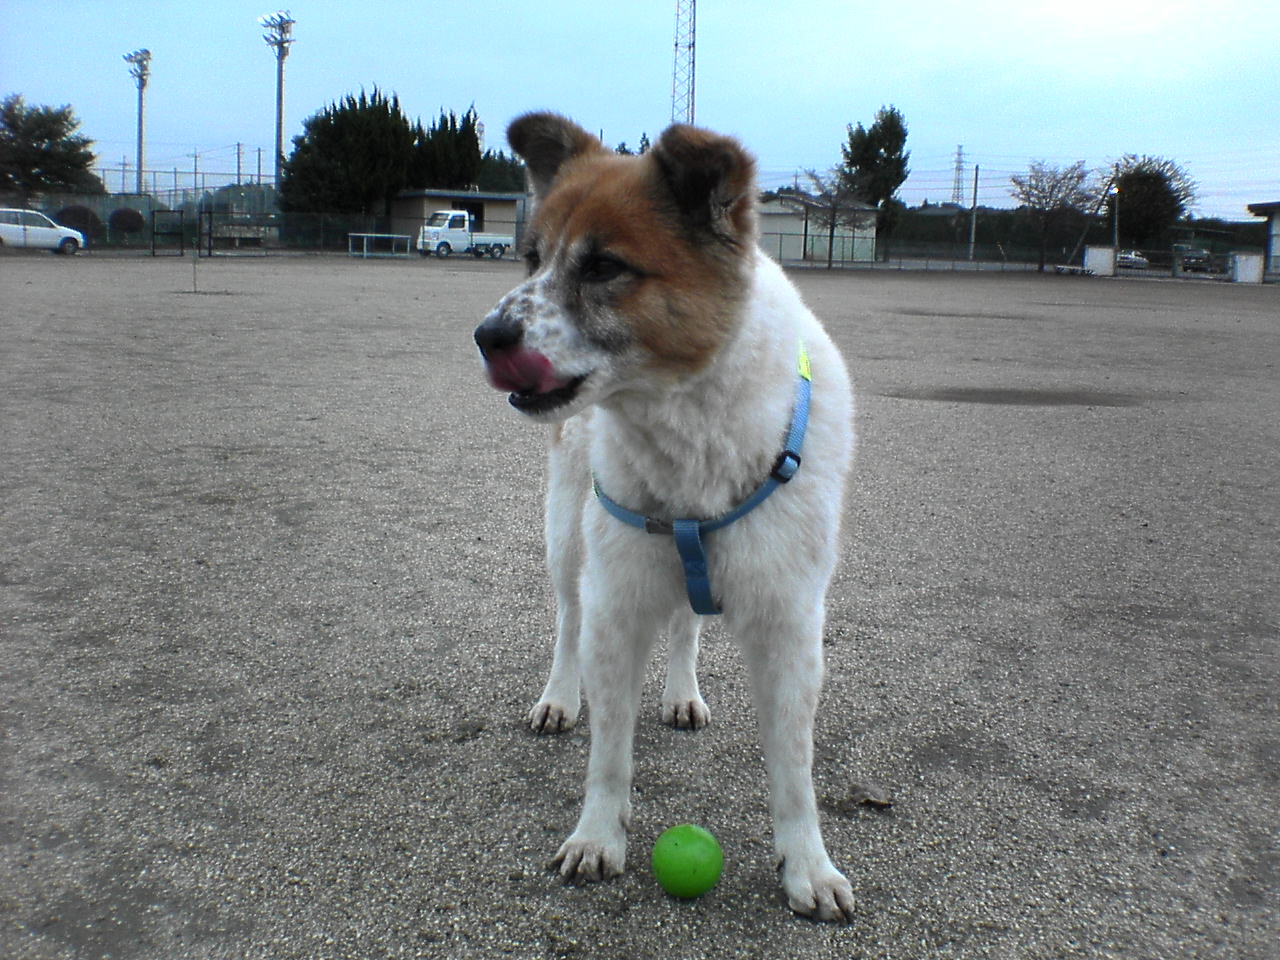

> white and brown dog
[473,113,855,921]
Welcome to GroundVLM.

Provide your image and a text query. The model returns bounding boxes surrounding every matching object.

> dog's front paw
[551,831,626,883]
[660,696,711,730]
[528,699,578,734]
[780,858,855,923]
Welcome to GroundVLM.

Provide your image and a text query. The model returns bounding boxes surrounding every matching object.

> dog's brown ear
[651,124,758,247]
[507,112,604,199]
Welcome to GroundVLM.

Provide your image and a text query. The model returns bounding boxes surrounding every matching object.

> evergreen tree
[614,133,650,157]
[839,107,909,206]
[279,88,416,216]
[0,94,103,203]
[409,108,482,190]
[476,149,525,192]
[838,106,910,242]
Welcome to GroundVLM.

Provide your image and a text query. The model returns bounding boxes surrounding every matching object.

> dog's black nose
[474,313,523,358]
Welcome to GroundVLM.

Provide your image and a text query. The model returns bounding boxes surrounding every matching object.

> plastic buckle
[771,450,801,483]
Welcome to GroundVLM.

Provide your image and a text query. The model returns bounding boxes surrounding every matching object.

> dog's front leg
[660,608,710,730]
[529,592,582,733]
[736,611,855,923]
[529,430,588,733]
[551,585,659,883]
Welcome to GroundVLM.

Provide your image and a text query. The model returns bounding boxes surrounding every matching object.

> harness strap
[672,519,719,614]
[593,342,812,616]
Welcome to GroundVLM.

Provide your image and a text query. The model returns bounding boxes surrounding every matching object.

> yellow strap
[797,341,812,382]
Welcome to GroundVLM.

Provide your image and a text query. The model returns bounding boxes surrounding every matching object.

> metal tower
[671,0,696,124]
[947,145,962,206]
[951,145,965,206]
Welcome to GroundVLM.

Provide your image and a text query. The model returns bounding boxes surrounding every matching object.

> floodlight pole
[124,49,151,195]
[260,12,295,190]
[1110,184,1120,248]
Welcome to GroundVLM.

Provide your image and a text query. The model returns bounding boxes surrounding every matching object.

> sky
[3,0,1277,220]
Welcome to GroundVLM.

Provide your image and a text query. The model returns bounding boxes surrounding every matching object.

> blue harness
[592,343,812,615]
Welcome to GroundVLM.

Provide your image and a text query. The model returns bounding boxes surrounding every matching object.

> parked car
[1179,248,1212,272]
[0,208,85,254]
[1117,249,1149,269]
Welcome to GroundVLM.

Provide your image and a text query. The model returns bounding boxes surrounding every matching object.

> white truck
[416,210,512,259]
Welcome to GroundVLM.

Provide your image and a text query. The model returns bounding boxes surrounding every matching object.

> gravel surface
[2,252,1277,959]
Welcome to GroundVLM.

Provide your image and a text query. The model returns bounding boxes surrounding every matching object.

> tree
[1105,155,1196,247]
[55,204,104,243]
[0,94,103,203]
[476,149,525,192]
[279,88,416,216]
[838,105,910,243]
[782,170,867,269]
[409,108,481,190]
[614,133,650,156]
[1009,160,1095,271]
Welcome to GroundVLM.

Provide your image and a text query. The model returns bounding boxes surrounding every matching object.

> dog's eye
[523,250,542,275]
[580,254,627,284]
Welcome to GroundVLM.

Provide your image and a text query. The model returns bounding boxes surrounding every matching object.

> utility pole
[671,0,696,124]
[968,164,979,260]
[260,11,296,189]
[123,49,151,195]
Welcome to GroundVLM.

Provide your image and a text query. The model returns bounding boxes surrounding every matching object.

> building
[391,187,880,266]
[757,194,877,264]
[391,188,527,246]
[1245,201,1280,278]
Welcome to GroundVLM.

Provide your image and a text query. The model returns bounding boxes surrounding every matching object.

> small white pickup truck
[416,210,512,259]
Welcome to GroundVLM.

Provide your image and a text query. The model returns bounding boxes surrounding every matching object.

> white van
[0,208,85,254]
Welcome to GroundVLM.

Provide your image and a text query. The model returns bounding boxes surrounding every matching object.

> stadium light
[123,49,151,195]
[1109,183,1120,248]
[259,11,295,191]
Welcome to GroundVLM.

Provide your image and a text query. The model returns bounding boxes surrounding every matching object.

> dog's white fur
[474,114,855,921]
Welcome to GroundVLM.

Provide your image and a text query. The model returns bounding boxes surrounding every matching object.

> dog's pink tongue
[485,347,571,394]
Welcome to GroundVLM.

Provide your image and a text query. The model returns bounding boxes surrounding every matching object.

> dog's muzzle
[474,312,587,414]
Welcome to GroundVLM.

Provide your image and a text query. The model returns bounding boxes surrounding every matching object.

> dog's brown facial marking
[512,112,759,377]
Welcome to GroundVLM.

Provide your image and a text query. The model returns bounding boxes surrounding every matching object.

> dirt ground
[1,251,1277,959]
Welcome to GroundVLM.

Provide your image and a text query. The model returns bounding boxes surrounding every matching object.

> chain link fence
[12,191,1270,281]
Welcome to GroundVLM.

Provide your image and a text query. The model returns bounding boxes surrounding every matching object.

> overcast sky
[4,0,1277,219]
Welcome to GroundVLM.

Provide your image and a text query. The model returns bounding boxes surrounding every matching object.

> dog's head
[473,112,758,420]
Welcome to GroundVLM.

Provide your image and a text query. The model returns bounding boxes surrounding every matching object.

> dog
[472,113,856,922]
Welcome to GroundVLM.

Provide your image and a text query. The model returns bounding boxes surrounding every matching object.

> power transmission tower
[951,145,965,206]
[671,0,696,124]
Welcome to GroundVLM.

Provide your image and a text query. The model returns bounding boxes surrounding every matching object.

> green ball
[651,824,723,898]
